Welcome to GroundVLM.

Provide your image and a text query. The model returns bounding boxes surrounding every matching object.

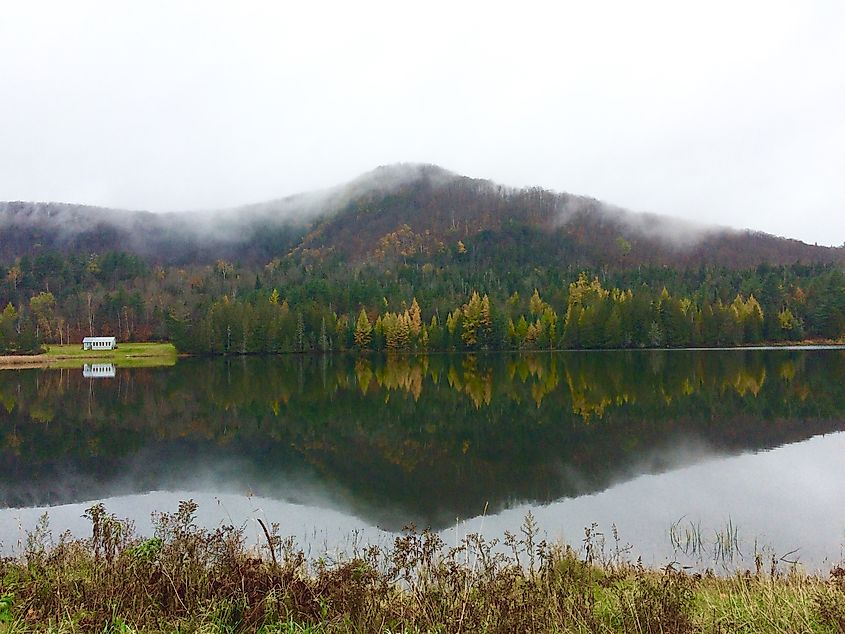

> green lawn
[43,342,178,368]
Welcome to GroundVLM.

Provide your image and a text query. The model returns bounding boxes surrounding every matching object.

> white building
[82,336,117,350]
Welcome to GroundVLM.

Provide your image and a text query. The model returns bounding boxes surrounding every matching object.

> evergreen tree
[295,312,305,352]
[319,316,329,352]
[408,297,422,338]
[529,289,544,315]
[354,308,372,348]
[604,304,624,348]
[648,321,664,347]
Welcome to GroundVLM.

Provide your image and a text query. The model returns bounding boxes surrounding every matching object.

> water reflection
[83,363,116,378]
[4,432,844,570]
[1,350,844,534]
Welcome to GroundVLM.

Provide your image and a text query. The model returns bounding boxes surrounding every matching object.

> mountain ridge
[1,164,842,269]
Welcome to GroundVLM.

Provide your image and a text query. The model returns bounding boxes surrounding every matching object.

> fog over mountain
[1,164,842,269]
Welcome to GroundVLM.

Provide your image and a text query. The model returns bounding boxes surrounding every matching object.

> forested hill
[0,201,308,265]
[1,164,842,269]
[2,164,844,355]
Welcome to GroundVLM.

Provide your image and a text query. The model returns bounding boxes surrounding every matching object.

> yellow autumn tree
[354,308,372,348]
[461,292,493,348]
[530,289,545,315]
[408,298,422,337]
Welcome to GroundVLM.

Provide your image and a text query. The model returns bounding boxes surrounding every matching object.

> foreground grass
[2,503,844,633]
[20,342,177,368]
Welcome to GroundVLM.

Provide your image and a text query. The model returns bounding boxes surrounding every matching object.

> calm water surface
[2,350,845,569]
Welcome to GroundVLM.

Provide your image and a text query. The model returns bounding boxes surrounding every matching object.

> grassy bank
[0,343,177,369]
[1,504,844,633]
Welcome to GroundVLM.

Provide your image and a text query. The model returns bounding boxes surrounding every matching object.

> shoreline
[0,342,178,370]
[0,340,842,370]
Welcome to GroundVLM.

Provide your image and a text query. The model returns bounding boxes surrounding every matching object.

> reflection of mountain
[1,350,845,529]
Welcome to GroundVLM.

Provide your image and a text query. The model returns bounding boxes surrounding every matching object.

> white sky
[1,1,843,245]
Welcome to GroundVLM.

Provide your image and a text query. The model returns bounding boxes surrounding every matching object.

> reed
[1,502,843,633]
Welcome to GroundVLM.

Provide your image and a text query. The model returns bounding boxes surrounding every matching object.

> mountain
[0,201,308,265]
[1,164,842,269]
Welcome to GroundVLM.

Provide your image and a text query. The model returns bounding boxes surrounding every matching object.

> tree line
[1,249,844,354]
[166,274,822,353]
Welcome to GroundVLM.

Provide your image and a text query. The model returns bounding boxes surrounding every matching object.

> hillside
[1,164,842,269]
[293,166,844,269]
[0,201,308,265]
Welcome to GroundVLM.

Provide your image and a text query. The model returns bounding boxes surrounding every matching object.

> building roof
[82,336,117,342]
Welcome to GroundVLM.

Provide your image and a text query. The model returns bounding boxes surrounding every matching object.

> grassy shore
[0,343,177,369]
[1,503,844,633]
[0,341,843,371]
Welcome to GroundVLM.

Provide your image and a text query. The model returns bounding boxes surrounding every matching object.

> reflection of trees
[375,355,425,401]
[2,350,845,527]
[3,351,844,441]
[447,356,493,408]
[355,359,374,395]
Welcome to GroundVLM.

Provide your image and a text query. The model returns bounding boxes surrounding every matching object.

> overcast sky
[1,1,843,245]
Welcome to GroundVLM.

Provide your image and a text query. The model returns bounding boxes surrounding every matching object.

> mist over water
[2,349,845,569]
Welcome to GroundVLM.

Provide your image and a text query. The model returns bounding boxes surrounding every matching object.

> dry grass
[1,503,844,633]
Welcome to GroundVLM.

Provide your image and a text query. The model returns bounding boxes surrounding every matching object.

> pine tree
[530,289,544,315]
[744,295,764,343]
[382,313,399,350]
[562,305,581,348]
[648,321,664,347]
[354,308,372,348]
[578,306,598,349]
[0,303,18,352]
[778,308,800,340]
[523,321,539,348]
[396,312,412,350]
[428,314,444,350]
[461,292,480,347]
[480,294,493,345]
[295,312,305,352]
[408,298,422,337]
[515,315,529,348]
[541,306,557,348]
[604,304,624,348]
[319,317,329,352]
[372,315,385,350]
[446,309,462,348]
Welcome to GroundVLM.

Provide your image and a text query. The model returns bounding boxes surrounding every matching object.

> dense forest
[1,248,844,354]
[1,165,844,354]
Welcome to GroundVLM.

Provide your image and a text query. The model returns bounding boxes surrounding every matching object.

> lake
[2,349,845,570]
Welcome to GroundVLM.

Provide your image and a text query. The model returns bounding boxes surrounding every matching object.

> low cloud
[555,194,728,248]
